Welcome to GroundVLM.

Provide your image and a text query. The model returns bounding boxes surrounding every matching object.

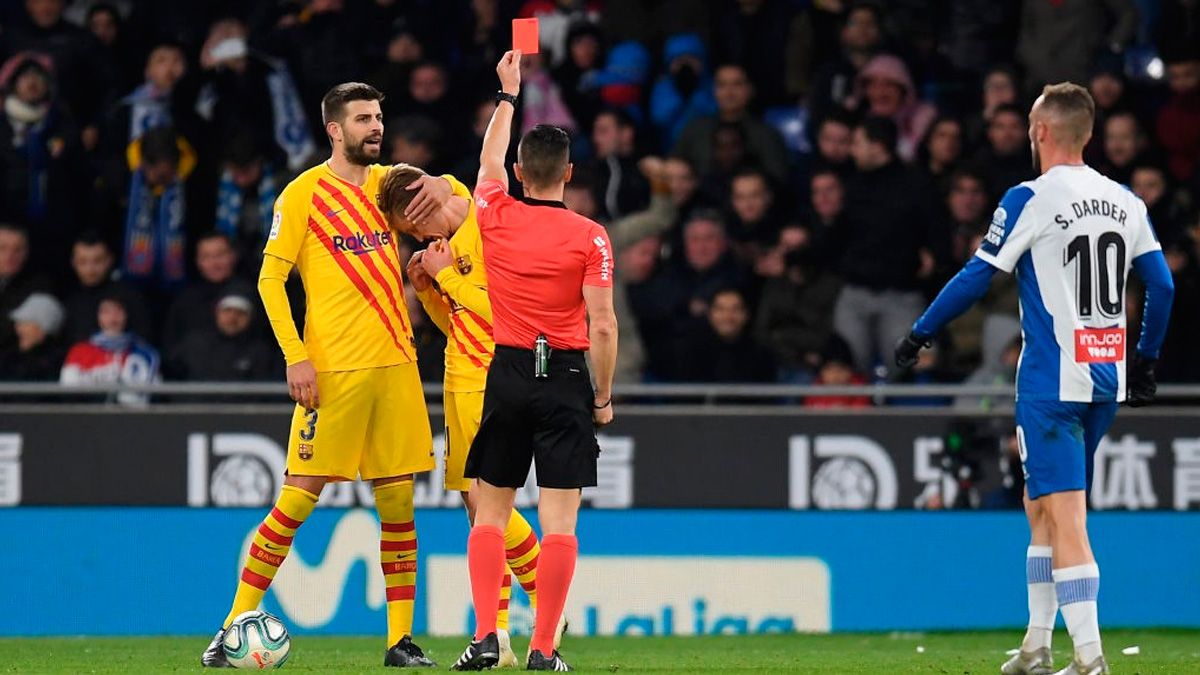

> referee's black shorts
[465,345,600,489]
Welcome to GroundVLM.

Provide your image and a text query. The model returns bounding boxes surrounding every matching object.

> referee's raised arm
[477,50,520,191]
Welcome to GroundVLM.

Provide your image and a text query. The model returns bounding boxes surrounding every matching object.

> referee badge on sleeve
[456,255,473,275]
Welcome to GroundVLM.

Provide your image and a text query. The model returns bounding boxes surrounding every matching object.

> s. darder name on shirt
[1054,199,1128,229]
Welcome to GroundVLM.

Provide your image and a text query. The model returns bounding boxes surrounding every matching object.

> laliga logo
[239,509,386,628]
[189,434,285,507]
[788,435,898,509]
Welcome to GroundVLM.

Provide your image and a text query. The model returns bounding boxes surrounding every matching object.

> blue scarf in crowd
[215,164,279,240]
[124,83,172,142]
[262,55,315,171]
[123,166,186,288]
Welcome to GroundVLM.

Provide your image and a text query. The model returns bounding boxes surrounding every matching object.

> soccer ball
[222,610,291,669]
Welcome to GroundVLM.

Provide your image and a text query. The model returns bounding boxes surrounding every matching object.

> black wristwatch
[495,90,518,107]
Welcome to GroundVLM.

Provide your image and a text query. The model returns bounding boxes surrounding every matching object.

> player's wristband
[495,91,518,107]
[592,398,612,409]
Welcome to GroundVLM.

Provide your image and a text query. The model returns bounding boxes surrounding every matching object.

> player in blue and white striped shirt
[896,83,1174,675]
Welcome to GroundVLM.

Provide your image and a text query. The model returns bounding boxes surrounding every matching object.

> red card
[512,18,539,54]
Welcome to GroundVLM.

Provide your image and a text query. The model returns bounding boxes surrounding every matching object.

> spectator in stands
[852,54,937,163]
[918,116,964,191]
[0,224,50,353]
[387,114,444,175]
[726,167,784,262]
[86,2,139,96]
[167,290,278,381]
[62,233,150,344]
[1098,110,1147,186]
[588,108,648,220]
[756,247,841,380]
[103,41,191,155]
[213,135,282,266]
[1156,55,1200,184]
[1084,55,1131,166]
[553,22,605,131]
[449,97,496,185]
[562,168,599,221]
[4,0,107,134]
[518,52,577,136]
[258,0,364,137]
[634,212,745,378]
[1131,162,1192,246]
[60,293,160,405]
[405,60,460,125]
[367,25,424,104]
[809,1,883,124]
[964,65,1019,149]
[664,155,703,215]
[603,156,678,382]
[105,125,195,295]
[1159,212,1200,382]
[162,232,243,352]
[810,111,854,178]
[943,170,990,260]
[196,18,315,172]
[0,292,66,381]
[956,317,1021,412]
[941,2,1021,78]
[829,116,937,372]
[675,287,775,383]
[971,103,1035,201]
[807,168,846,245]
[1015,0,1136,96]
[671,211,747,310]
[0,52,81,278]
[674,63,789,183]
[804,335,870,408]
[613,233,658,382]
[580,40,651,126]
[649,33,716,151]
[714,0,811,107]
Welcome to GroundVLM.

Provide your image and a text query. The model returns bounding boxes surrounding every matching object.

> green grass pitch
[1,631,1198,673]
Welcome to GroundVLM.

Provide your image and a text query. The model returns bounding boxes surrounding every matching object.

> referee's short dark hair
[857,115,898,156]
[321,82,384,125]
[518,124,571,190]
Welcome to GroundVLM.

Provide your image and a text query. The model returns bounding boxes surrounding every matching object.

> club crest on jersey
[985,207,1007,247]
[456,254,473,275]
[297,443,313,461]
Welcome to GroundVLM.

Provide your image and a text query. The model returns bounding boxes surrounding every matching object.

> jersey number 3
[1064,233,1125,319]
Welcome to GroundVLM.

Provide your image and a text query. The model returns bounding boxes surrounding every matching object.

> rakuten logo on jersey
[1075,328,1125,363]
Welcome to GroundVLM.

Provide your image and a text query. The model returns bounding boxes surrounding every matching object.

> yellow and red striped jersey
[417,175,494,392]
[265,162,416,372]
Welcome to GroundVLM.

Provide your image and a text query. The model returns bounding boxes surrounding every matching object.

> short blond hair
[1039,82,1095,147]
[376,163,427,231]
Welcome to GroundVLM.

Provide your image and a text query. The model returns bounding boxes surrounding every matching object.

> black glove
[894,332,930,369]
[1127,354,1157,407]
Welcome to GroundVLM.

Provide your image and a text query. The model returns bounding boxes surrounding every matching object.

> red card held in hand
[512,18,539,54]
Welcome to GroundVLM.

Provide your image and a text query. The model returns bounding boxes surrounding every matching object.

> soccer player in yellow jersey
[202,83,440,669]
[377,165,553,668]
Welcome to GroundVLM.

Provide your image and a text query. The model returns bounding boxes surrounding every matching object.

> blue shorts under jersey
[1016,400,1118,500]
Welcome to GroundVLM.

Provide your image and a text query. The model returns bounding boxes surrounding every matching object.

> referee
[451,50,617,673]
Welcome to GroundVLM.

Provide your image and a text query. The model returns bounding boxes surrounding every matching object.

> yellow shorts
[286,362,434,481]
[443,390,484,492]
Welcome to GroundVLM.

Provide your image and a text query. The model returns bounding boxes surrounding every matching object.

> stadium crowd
[0,0,1198,402]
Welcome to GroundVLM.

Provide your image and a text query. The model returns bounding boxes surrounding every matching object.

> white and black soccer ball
[222,610,291,669]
